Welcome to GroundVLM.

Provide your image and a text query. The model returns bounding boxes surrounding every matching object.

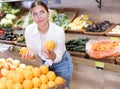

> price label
[95,61,104,70]
[110,37,120,41]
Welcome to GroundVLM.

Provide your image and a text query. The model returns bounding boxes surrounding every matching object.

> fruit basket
[83,22,115,36]
[54,8,78,22]
[65,28,85,34]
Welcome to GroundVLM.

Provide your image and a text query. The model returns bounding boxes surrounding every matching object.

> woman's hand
[22,49,35,60]
[44,49,56,61]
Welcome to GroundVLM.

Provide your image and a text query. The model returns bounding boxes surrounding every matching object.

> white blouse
[25,22,66,66]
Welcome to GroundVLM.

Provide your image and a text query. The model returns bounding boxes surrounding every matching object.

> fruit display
[0,30,25,43]
[86,20,111,32]
[67,14,94,31]
[0,57,65,89]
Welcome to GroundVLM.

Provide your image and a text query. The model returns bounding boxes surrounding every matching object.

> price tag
[95,61,104,70]
[110,37,120,41]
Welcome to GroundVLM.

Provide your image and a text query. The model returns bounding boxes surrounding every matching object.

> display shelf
[0,40,26,47]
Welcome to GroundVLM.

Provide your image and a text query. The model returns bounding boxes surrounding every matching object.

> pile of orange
[0,58,65,89]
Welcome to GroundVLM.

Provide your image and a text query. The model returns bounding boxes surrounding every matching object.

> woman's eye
[33,13,37,17]
[40,11,45,15]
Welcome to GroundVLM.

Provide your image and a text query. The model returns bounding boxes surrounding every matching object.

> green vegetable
[5,14,17,21]
[10,8,21,15]
[0,18,13,28]
[49,9,58,22]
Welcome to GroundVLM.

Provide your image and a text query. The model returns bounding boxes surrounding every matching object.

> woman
[22,0,73,88]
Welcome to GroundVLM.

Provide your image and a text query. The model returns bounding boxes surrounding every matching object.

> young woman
[22,0,73,88]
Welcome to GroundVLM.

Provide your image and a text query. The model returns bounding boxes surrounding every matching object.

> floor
[70,63,120,89]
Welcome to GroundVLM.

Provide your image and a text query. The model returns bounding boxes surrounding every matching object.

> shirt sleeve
[53,28,66,63]
[25,26,38,55]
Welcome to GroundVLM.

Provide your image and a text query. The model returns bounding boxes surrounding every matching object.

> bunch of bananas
[68,14,94,31]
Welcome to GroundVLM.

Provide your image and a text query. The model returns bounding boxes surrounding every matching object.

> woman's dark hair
[30,0,48,12]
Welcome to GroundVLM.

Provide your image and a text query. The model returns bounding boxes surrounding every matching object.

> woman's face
[31,5,49,27]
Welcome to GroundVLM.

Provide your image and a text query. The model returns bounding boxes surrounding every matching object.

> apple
[12,59,20,67]
[1,68,8,77]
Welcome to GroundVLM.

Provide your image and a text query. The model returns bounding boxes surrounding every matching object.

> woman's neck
[38,23,49,34]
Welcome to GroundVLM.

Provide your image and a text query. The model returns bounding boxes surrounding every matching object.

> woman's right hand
[21,49,35,60]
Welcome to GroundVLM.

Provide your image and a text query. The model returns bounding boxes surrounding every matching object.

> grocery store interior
[0,0,120,89]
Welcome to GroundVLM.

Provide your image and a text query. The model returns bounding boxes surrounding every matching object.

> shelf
[0,40,26,47]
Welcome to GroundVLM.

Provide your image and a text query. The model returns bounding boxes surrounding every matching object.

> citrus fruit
[23,70,33,80]
[47,81,56,88]
[5,79,13,89]
[32,77,41,88]
[40,74,48,84]
[47,71,56,81]
[13,83,23,89]
[45,40,55,50]
[22,79,33,89]
[40,65,49,74]
[40,84,48,89]
[55,76,64,85]
[32,67,41,77]
[19,47,28,55]
[0,82,6,89]
[13,72,24,83]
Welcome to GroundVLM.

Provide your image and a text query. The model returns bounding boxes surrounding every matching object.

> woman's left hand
[44,49,56,61]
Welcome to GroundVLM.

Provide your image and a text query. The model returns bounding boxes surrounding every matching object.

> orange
[40,84,48,89]
[5,79,13,89]
[47,71,56,81]
[15,67,24,74]
[24,65,34,71]
[47,81,56,88]
[0,82,6,89]
[19,47,28,55]
[32,67,41,77]
[13,83,23,89]
[45,40,55,50]
[23,70,33,80]
[13,72,24,83]
[40,74,48,84]
[55,76,64,85]
[32,77,41,88]
[22,79,33,89]
[33,88,39,89]
[0,77,7,83]
[7,70,16,80]
[40,65,49,74]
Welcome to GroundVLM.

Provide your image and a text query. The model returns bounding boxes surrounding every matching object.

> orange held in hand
[45,40,55,50]
[19,47,28,56]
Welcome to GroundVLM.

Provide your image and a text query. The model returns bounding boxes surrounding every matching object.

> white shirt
[25,22,66,65]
